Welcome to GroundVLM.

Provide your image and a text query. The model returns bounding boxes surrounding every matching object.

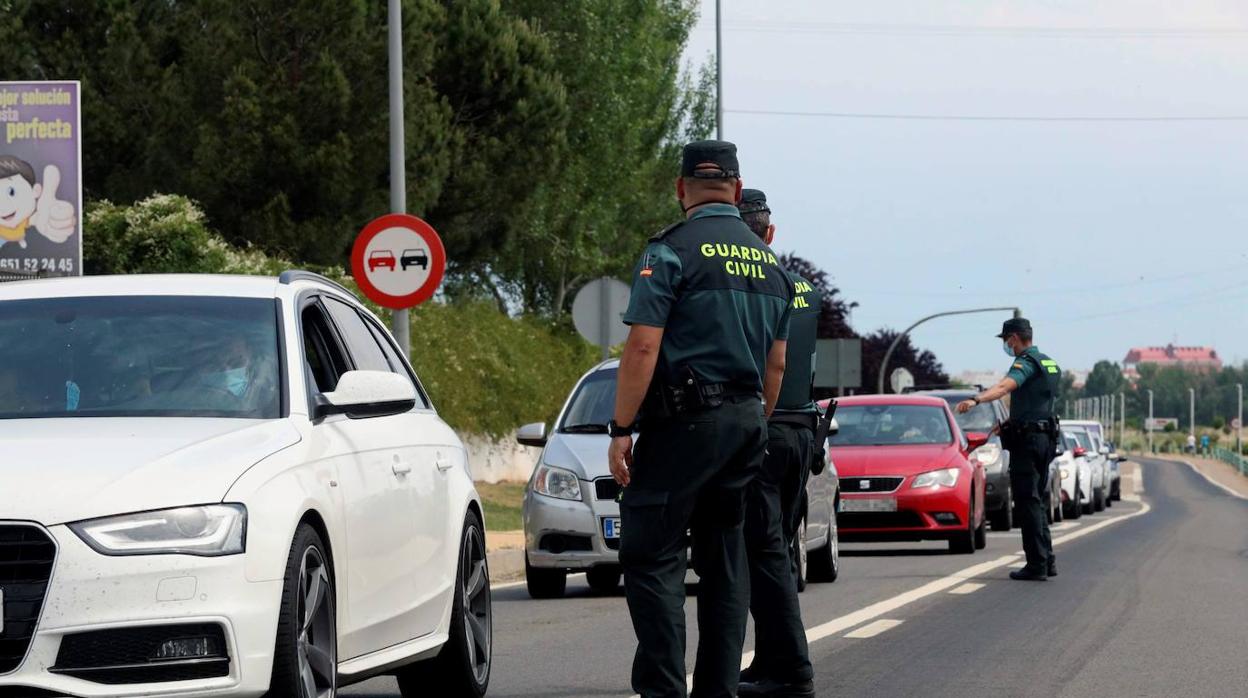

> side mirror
[1099,446,1111,456]
[1073,446,1087,457]
[966,431,990,451]
[517,422,548,448]
[317,370,416,419]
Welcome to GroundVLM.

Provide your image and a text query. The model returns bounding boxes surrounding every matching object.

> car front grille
[594,478,621,501]
[50,623,230,685]
[838,511,925,529]
[0,524,56,674]
[846,477,904,493]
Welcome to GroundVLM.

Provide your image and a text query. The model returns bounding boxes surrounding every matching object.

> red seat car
[825,394,988,554]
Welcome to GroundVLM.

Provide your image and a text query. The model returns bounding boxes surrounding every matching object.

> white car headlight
[532,464,583,501]
[1060,467,1071,480]
[70,504,246,556]
[970,443,1002,468]
[911,467,960,489]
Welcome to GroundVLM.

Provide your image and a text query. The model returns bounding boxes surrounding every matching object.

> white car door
[321,297,453,639]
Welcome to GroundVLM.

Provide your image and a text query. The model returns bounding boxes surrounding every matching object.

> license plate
[602,517,622,539]
[841,497,897,513]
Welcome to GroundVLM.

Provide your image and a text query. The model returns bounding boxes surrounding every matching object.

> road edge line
[1172,458,1248,500]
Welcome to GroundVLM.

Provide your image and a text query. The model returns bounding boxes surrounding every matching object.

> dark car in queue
[828,395,988,554]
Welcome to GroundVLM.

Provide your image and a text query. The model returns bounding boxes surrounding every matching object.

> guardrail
[1211,446,1247,477]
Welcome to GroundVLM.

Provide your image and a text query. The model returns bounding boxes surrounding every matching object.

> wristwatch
[608,419,637,438]
[971,396,982,405]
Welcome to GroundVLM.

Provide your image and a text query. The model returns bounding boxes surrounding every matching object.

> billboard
[0,81,81,277]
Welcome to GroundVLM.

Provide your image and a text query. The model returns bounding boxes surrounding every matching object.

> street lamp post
[1147,389,1154,454]
[387,0,410,358]
[1238,383,1243,457]
[715,0,723,139]
[1189,387,1196,439]
[1119,392,1125,447]
[876,306,1020,394]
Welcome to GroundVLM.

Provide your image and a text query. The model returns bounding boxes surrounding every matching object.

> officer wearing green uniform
[607,141,793,698]
[736,189,817,697]
[957,318,1059,581]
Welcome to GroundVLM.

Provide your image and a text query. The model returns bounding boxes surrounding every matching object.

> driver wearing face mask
[204,337,254,398]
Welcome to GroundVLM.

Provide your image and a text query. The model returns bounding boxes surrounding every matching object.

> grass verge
[476,481,527,532]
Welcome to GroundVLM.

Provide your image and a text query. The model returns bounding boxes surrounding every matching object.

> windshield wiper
[561,423,609,434]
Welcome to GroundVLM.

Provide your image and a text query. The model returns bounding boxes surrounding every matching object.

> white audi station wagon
[0,272,491,697]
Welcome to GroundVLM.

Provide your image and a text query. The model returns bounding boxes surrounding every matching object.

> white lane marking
[1173,459,1247,500]
[948,582,984,595]
[629,501,1154,698]
[844,619,903,638]
[492,572,585,591]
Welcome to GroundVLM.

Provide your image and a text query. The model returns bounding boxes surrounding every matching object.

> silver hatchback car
[517,360,841,598]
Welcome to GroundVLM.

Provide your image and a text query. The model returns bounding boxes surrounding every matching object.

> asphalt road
[346,456,1248,697]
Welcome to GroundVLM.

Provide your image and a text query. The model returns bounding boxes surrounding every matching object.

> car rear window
[0,295,280,419]
[829,404,953,446]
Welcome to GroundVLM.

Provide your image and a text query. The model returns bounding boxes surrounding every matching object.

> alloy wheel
[462,524,493,685]
[297,546,336,698]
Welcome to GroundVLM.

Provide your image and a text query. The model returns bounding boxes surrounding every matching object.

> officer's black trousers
[620,397,766,698]
[743,422,814,683]
[1006,431,1056,572]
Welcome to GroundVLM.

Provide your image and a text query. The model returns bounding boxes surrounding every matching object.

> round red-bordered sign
[351,213,447,309]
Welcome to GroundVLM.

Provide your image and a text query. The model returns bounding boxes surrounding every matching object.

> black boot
[738,677,816,697]
[1047,559,1058,577]
[1010,567,1048,581]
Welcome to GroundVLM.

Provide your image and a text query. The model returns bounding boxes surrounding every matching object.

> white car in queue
[518,360,841,598]
[0,272,492,698]
[1055,430,1091,520]
[1065,422,1110,513]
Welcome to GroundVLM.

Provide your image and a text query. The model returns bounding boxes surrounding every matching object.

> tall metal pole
[877,306,1019,393]
[1147,389,1154,454]
[715,0,723,139]
[1189,387,1196,438]
[1119,392,1125,448]
[1238,383,1243,456]
[388,0,411,358]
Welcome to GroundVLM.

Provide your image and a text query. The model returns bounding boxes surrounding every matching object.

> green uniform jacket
[1005,346,1061,422]
[773,271,821,414]
[623,204,793,393]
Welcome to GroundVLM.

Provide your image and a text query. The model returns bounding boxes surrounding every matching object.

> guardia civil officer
[736,189,816,698]
[956,318,1059,581]
[608,141,794,698]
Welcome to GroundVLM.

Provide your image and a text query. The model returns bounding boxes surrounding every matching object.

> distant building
[956,370,1000,389]
[1123,344,1221,376]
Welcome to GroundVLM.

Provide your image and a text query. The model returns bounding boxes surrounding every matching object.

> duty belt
[1002,419,1058,436]
[642,374,759,419]
[769,411,818,431]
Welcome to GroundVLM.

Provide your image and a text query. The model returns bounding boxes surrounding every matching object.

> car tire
[266,524,337,698]
[397,510,492,698]
[1093,488,1105,512]
[586,565,622,594]
[524,555,567,599]
[973,509,987,550]
[949,499,976,554]
[1054,491,1064,522]
[989,486,1013,532]
[792,516,809,592]
[807,499,839,583]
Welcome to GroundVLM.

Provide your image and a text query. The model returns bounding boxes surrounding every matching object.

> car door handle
[392,461,413,476]
[436,455,455,472]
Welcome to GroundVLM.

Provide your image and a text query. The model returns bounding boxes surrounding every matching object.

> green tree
[1083,360,1126,399]
[497,0,714,315]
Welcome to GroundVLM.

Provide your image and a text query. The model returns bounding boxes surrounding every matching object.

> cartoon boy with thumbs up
[0,155,77,249]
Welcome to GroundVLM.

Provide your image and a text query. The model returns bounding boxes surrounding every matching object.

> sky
[683,0,1248,375]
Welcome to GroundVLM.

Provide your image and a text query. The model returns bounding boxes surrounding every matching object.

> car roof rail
[903,383,985,393]
[278,269,355,298]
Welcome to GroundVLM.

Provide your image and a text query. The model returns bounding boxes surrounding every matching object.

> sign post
[0,81,81,278]
[387,0,409,356]
[814,338,863,395]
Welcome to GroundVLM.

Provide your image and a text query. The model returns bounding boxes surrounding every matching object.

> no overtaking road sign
[351,213,446,310]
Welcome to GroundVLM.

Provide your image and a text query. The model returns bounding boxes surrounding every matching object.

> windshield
[1066,430,1094,450]
[938,395,998,432]
[558,368,616,432]
[829,404,954,446]
[0,296,281,419]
